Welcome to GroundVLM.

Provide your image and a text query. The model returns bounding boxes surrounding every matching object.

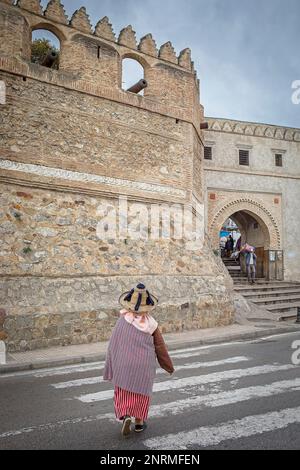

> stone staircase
[223,258,300,321]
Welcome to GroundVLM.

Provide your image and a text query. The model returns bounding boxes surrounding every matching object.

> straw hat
[119,283,158,313]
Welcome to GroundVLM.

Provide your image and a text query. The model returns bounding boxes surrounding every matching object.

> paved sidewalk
[1,321,299,374]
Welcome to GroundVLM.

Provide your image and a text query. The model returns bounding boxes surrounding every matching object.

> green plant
[31,38,59,69]
[23,247,32,254]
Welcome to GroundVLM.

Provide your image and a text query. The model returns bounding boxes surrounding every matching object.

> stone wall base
[2,275,235,352]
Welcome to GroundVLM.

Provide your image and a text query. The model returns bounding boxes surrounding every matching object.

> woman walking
[103,283,174,436]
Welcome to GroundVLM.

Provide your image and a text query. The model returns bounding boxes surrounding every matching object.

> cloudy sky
[40,0,300,128]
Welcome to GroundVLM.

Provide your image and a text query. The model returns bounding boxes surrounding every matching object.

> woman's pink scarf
[120,309,158,335]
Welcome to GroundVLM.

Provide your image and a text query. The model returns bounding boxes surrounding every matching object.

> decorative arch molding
[206,118,300,143]
[209,197,281,250]
[31,21,67,42]
[120,54,148,92]
[120,51,152,70]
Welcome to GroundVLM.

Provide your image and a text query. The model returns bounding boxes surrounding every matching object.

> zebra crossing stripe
[34,362,106,378]
[0,343,235,380]
[168,332,300,359]
[170,350,212,360]
[2,332,298,380]
[168,339,254,356]
[0,362,106,379]
[2,377,300,440]
[76,363,297,403]
[51,356,251,389]
[166,356,250,372]
[143,406,300,449]
[0,412,115,439]
[148,377,300,418]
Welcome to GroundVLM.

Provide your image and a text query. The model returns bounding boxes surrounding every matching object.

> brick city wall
[0,0,235,351]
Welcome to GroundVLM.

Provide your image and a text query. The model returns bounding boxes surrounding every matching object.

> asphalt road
[0,331,300,450]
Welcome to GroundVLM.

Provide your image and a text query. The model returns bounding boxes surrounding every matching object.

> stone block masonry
[0,0,235,351]
[0,184,234,352]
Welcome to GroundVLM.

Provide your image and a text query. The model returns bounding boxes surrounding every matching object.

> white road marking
[170,350,211,359]
[143,406,300,449]
[169,356,250,369]
[0,349,245,380]
[148,378,300,418]
[0,344,248,379]
[2,330,298,380]
[34,362,106,378]
[76,363,297,403]
[51,356,251,389]
[169,340,248,357]
[0,413,115,439]
[255,331,300,342]
[2,377,300,440]
[169,331,300,358]
[0,362,106,379]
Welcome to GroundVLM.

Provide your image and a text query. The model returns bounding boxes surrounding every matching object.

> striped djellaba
[114,387,150,421]
[103,316,157,420]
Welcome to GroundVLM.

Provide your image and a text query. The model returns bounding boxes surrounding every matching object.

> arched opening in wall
[31,29,60,69]
[219,210,271,279]
[122,58,145,95]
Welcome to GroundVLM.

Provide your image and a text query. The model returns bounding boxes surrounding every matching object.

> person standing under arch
[245,247,257,284]
[226,235,234,257]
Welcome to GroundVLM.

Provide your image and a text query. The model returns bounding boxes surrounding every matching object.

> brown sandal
[121,416,132,436]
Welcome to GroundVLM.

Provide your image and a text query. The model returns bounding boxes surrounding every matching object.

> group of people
[220,234,235,257]
[220,235,257,284]
[220,234,241,258]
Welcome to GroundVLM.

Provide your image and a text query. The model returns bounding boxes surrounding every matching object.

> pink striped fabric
[114,386,150,420]
[103,317,157,396]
